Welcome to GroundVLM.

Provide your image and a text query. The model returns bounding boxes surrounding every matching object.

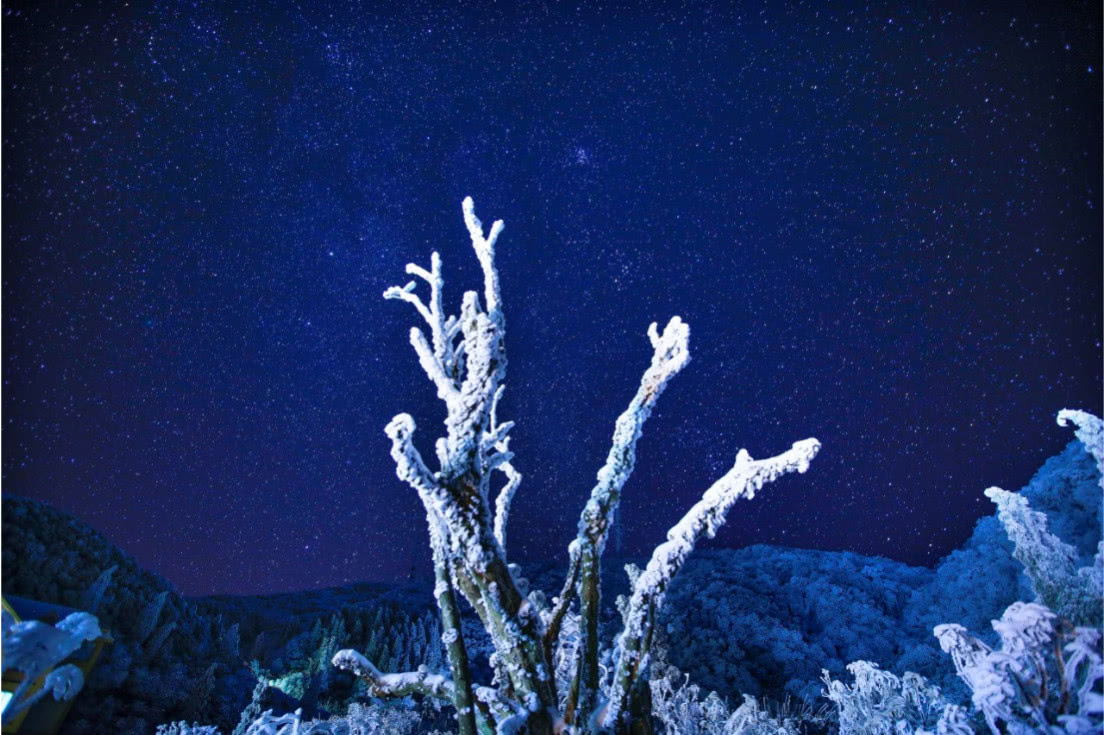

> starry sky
[3,1,1101,597]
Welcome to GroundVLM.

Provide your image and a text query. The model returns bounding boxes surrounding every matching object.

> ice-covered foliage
[649,646,824,735]
[1,610,100,724]
[983,410,1104,627]
[1057,411,1104,484]
[984,487,1101,627]
[934,601,1103,734]
[605,440,820,728]
[315,701,432,735]
[157,723,224,735]
[338,197,820,734]
[821,661,950,735]
[905,434,1101,663]
[177,696,451,735]
[913,704,975,735]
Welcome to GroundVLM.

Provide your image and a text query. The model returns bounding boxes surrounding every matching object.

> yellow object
[1,595,113,735]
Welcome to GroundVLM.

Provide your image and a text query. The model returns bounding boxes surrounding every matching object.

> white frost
[603,436,820,726]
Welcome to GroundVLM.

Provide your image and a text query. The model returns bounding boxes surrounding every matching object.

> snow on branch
[462,195,504,326]
[979,410,1104,628]
[934,602,1103,733]
[386,269,458,403]
[332,649,456,702]
[490,385,523,550]
[577,316,691,558]
[493,459,523,551]
[984,485,1101,626]
[380,197,824,733]
[603,436,821,728]
[384,414,445,509]
[383,199,563,730]
[565,316,691,722]
[1058,409,1104,483]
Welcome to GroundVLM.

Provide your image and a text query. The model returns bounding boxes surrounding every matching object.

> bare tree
[333,198,821,735]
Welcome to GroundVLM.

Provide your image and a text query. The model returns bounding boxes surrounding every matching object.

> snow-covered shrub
[906,429,1102,642]
[649,666,731,735]
[241,708,317,734]
[164,700,444,735]
[983,411,1103,628]
[247,605,443,719]
[934,601,1103,734]
[315,701,427,735]
[1059,410,1104,483]
[916,704,975,735]
[904,435,1103,710]
[649,653,818,735]
[156,722,223,735]
[332,198,821,734]
[984,487,1102,629]
[821,661,950,735]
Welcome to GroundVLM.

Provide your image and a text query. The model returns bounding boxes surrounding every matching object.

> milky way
[3,1,1100,595]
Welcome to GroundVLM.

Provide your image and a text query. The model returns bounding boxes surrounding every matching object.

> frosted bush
[935,601,1103,733]
[650,655,815,735]
[821,661,950,735]
[308,701,424,735]
[984,487,1102,628]
[984,410,1104,628]
[157,723,223,735]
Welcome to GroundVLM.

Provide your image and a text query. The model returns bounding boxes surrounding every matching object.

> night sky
[3,1,1101,597]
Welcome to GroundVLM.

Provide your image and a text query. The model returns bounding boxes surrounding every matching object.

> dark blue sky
[3,1,1101,596]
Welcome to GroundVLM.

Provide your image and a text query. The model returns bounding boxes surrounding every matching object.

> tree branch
[603,437,821,728]
[410,327,460,402]
[383,281,433,326]
[544,541,582,659]
[429,518,479,735]
[567,316,690,724]
[384,414,444,504]
[332,649,455,701]
[462,195,504,325]
[493,459,523,551]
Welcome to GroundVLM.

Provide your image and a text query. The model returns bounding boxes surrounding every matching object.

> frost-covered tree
[333,198,820,734]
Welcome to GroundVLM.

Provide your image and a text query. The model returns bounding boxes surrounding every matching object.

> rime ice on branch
[1057,409,1104,484]
[334,198,821,735]
[983,409,1104,629]
[603,438,820,729]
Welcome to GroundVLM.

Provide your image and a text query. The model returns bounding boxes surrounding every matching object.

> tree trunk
[619,682,655,735]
